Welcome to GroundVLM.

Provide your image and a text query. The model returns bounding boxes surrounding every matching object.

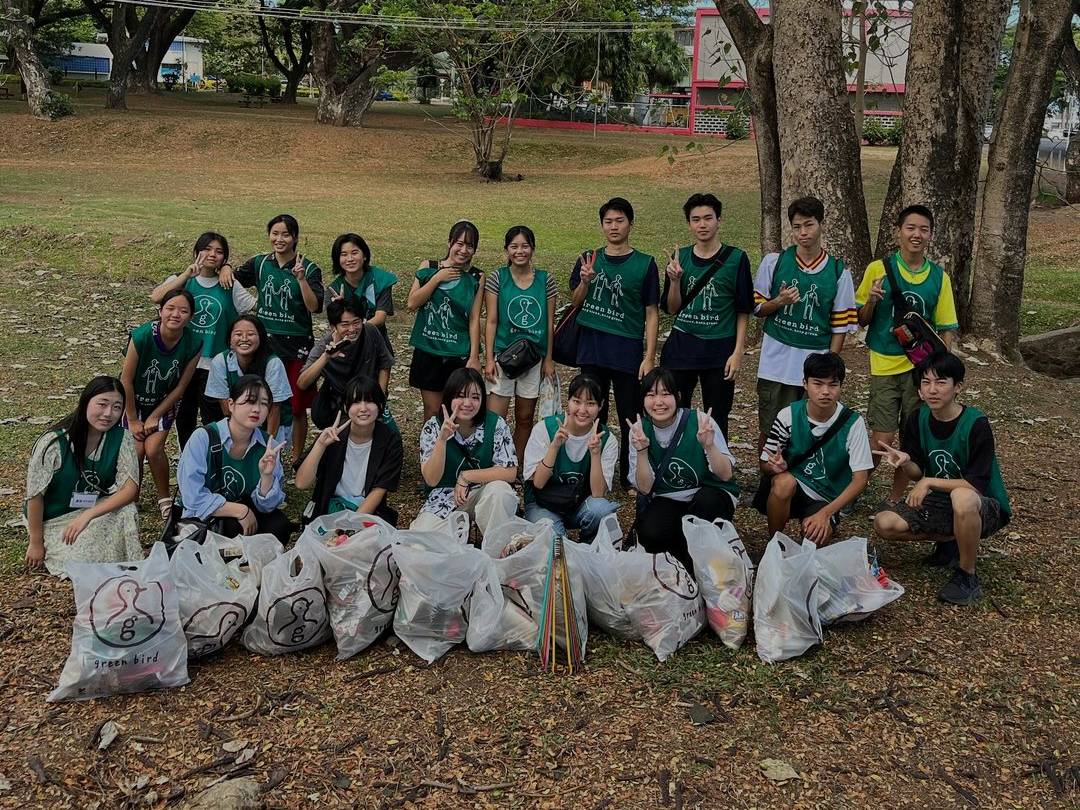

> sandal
[157,497,174,520]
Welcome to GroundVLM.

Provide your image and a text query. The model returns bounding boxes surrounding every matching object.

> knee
[579,497,619,524]
[486,480,515,497]
[771,472,797,498]
[873,510,906,538]
[950,488,981,514]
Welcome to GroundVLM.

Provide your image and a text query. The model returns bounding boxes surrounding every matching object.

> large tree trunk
[105,4,161,110]
[771,0,872,274]
[314,81,376,125]
[713,0,782,255]
[1062,39,1080,203]
[1,0,53,119]
[258,11,312,105]
[969,0,1076,354]
[874,149,903,262]
[134,11,195,93]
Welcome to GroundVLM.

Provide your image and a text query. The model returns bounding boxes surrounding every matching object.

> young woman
[484,225,558,466]
[150,231,255,448]
[205,315,293,443]
[407,221,485,424]
[120,288,202,518]
[24,377,142,576]
[325,233,397,352]
[176,374,291,543]
[627,368,739,572]
[220,214,325,460]
[411,368,518,534]
[523,373,620,541]
[296,375,403,525]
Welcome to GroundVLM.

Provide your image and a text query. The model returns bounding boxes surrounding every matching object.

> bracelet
[540,458,554,470]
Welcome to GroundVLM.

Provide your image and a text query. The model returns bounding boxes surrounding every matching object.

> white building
[52,36,207,84]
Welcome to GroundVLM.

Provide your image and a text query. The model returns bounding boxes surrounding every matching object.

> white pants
[409,480,518,535]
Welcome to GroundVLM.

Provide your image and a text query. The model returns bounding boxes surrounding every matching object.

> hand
[626,414,649,452]
[329,286,345,302]
[906,478,933,509]
[868,276,885,303]
[484,358,498,383]
[542,358,556,380]
[129,419,146,442]
[802,510,833,544]
[238,507,258,536]
[587,419,602,456]
[327,333,356,357]
[185,251,206,277]
[578,250,597,285]
[436,263,463,283]
[292,253,306,280]
[665,247,683,281]
[466,356,482,373]
[316,413,349,449]
[723,352,741,381]
[764,449,787,475]
[872,441,910,469]
[638,355,654,380]
[439,405,460,441]
[259,436,285,477]
[453,479,470,508]
[775,281,800,306]
[218,264,235,289]
[25,539,44,569]
[696,408,714,450]
[551,417,571,449]
[62,513,91,545]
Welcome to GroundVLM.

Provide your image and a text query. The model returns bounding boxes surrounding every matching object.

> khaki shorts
[757,378,804,435]
[867,371,920,434]
[488,359,543,399]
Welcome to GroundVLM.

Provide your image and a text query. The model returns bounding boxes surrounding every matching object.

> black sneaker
[938,569,982,606]
[922,540,960,568]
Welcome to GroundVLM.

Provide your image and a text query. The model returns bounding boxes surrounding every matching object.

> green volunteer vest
[784,400,855,503]
[329,265,397,320]
[409,266,480,358]
[763,247,841,350]
[916,405,1011,516]
[866,254,945,357]
[429,410,499,491]
[642,409,739,498]
[224,353,293,428]
[671,245,745,341]
[523,416,611,506]
[203,421,264,503]
[128,321,201,412]
[575,249,652,340]
[493,266,550,353]
[39,426,124,521]
[254,253,318,338]
[184,276,238,359]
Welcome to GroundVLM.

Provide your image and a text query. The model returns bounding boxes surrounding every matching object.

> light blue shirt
[177,419,285,520]
[205,350,292,403]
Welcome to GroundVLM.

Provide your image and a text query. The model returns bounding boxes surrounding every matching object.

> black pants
[670,367,735,439]
[636,488,736,573]
[580,363,640,490]
[176,369,224,450]
[214,506,294,546]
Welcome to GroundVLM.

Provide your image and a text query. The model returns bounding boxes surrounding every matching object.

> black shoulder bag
[625,409,691,549]
[660,246,734,364]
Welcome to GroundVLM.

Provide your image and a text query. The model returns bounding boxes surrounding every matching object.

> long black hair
[331,233,372,275]
[44,376,126,473]
[228,314,274,379]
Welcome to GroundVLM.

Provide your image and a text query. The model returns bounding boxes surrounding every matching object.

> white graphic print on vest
[262,276,293,310]
[902,289,926,316]
[666,457,700,490]
[142,358,180,395]
[220,467,247,500]
[593,272,623,307]
[800,447,830,484]
[802,283,820,320]
[508,296,541,329]
[700,277,717,310]
[429,298,453,331]
[928,448,960,478]
[81,469,102,491]
[193,294,222,328]
[782,278,800,315]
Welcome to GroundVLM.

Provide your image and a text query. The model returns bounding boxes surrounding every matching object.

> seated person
[411,368,518,535]
[24,376,141,576]
[298,297,394,430]
[523,373,620,541]
[759,352,872,545]
[627,368,738,572]
[296,375,403,526]
[873,352,1010,606]
[176,374,291,543]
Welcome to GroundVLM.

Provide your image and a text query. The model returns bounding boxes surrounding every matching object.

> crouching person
[873,352,1010,605]
[760,352,872,545]
[176,374,292,544]
[523,373,620,541]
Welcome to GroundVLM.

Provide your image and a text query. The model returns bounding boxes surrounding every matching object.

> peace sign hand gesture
[578,249,597,285]
[696,408,714,450]
[872,440,910,469]
[764,448,787,476]
[626,414,649,452]
[552,417,571,449]
[329,286,345,302]
[666,246,683,281]
[439,405,459,442]
[259,436,285,477]
[292,253,306,280]
[868,276,885,303]
[316,413,350,449]
[587,419,603,456]
[186,250,206,277]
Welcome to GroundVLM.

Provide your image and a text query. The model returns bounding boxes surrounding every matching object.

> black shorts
[408,346,467,392]
[789,486,840,528]
[885,491,1006,539]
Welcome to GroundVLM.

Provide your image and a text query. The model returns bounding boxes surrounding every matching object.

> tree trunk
[104,4,161,110]
[1,0,53,119]
[283,72,301,104]
[713,0,782,255]
[969,0,1075,354]
[771,0,872,274]
[314,82,376,126]
[853,9,867,139]
[1067,130,1080,203]
[311,20,379,126]
[874,149,903,263]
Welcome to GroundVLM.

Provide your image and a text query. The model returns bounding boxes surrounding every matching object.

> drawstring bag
[682,516,755,650]
[171,538,260,658]
[241,542,331,655]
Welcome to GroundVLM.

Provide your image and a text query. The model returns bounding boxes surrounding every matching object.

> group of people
[23,195,1011,608]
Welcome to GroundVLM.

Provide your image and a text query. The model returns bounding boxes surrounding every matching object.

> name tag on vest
[69,491,98,509]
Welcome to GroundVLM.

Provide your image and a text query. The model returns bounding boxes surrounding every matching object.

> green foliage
[885,118,903,147]
[42,90,74,119]
[222,72,280,97]
[861,116,888,146]
[187,11,263,77]
[723,111,747,140]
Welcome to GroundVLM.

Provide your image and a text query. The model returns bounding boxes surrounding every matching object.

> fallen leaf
[760,758,800,783]
[221,739,248,753]
[688,704,715,726]
[235,748,256,766]
[97,720,120,751]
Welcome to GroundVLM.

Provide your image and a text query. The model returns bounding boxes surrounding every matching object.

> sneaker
[938,569,982,606]
[922,540,960,568]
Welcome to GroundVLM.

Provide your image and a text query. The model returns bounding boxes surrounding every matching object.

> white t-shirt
[335,438,373,502]
[627,410,738,505]
[523,421,618,491]
[760,404,873,501]
[165,274,256,370]
[752,251,858,386]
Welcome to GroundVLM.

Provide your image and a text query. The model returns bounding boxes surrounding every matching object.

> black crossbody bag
[660,247,735,364]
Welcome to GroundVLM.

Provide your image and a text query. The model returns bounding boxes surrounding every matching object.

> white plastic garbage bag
[469,538,548,652]
[573,515,638,640]
[480,516,555,559]
[682,516,755,649]
[814,537,905,625]
[393,544,501,663]
[300,511,397,547]
[754,533,825,663]
[241,542,331,655]
[622,546,705,662]
[199,532,284,583]
[48,542,189,702]
[171,538,259,658]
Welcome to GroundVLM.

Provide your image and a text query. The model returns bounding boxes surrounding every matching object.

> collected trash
[241,542,331,655]
[171,538,259,658]
[683,515,754,650]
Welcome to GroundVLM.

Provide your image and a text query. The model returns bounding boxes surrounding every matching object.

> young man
[760,352,872,545]
[754,196,858,451]
[571,197,660,489]
[661,193,754,438]
[857,204,958,499]
[873,352,1010,606]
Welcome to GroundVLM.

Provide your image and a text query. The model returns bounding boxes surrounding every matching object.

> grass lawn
[0,91,1077,809]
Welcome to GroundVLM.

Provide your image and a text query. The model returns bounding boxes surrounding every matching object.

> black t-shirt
[901,406,995,495]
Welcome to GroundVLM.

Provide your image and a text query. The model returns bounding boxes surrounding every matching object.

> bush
[42,91,74,120]
[724,111,748,140]
[862,117,888,146]
[885,118,903,147]
[48,67,64,85]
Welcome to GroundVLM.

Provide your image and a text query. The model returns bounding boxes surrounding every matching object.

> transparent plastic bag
[753,533,825,663]
[621,546,705,662]
[536,374,564,420]
[573,515,638,640]
[480,516,555,559]
[814,537,905,625]
[48,542,189,702]
[469,538,548,652]
[200,531,284,582]
[171,538,259,658]
[241,542,331,655]
[682,516,755,649]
